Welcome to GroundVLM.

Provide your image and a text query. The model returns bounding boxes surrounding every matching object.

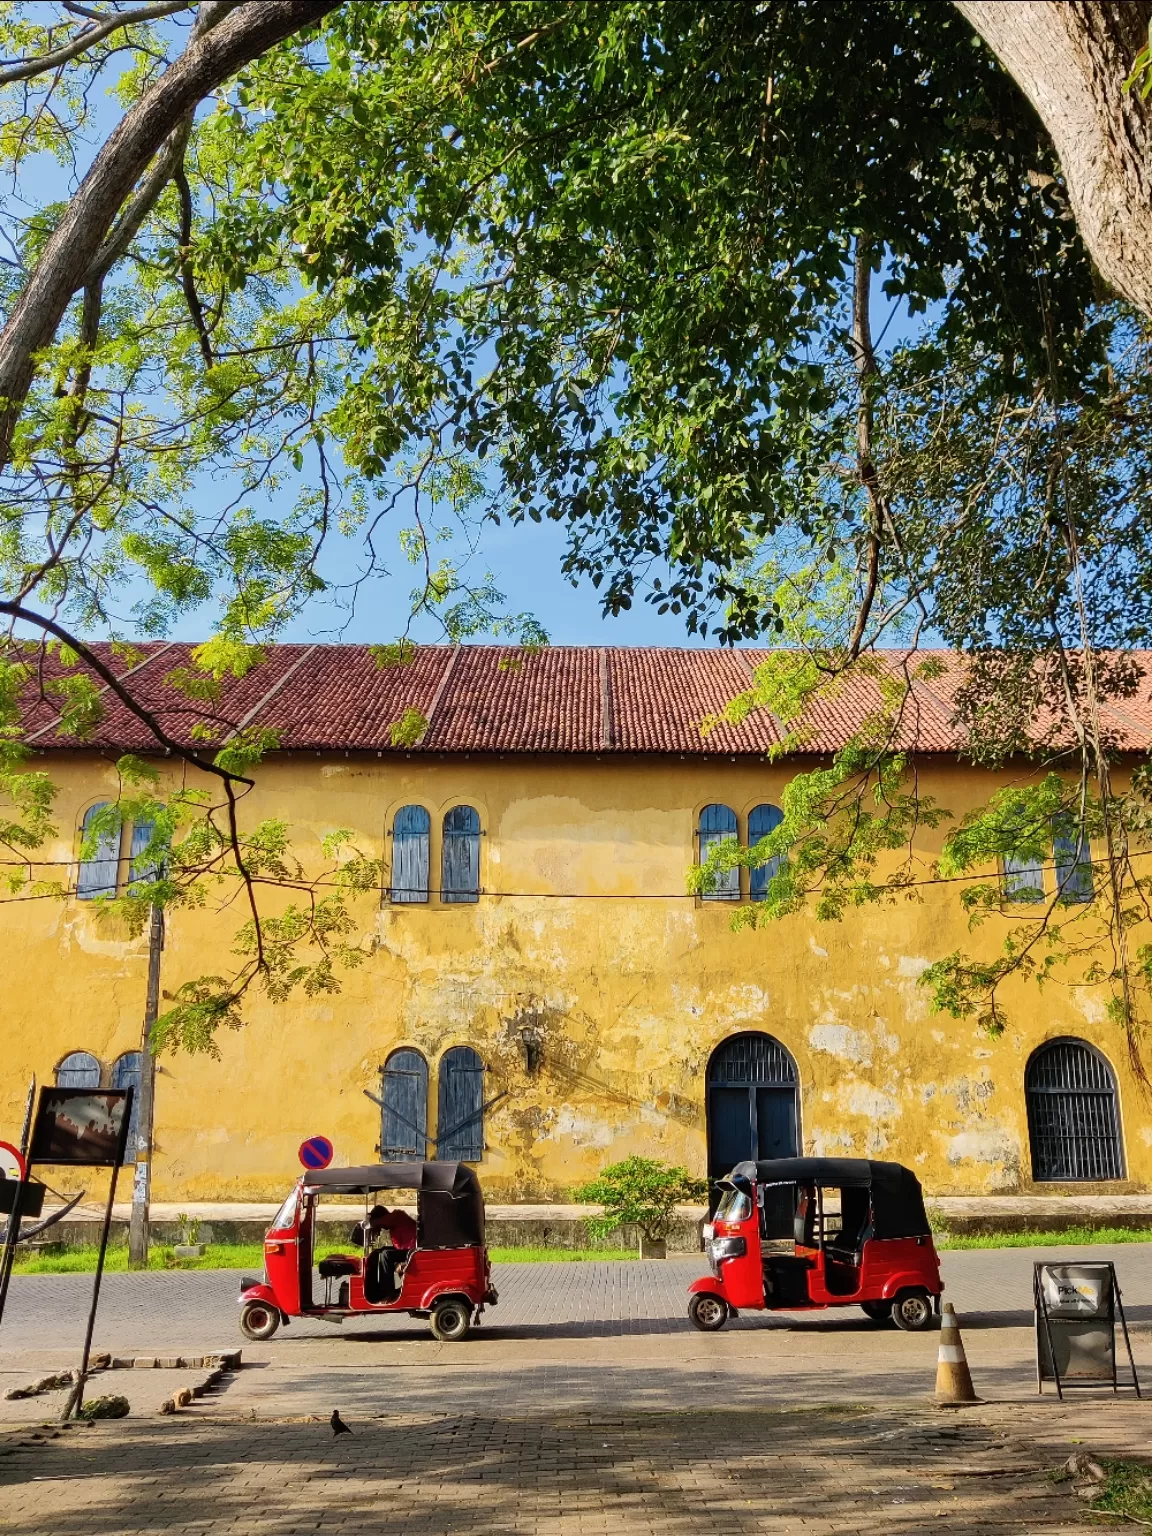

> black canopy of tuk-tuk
[302,1162,484,1249]
[728,1157,931,1241]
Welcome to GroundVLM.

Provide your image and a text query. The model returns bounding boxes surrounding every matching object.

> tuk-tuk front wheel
[239,1300,281,1341]
[688,1293,730,1332]
[429,1298,472,1342]
[890,1289,934,1332]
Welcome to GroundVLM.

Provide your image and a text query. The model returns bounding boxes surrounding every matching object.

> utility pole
[127,903,163,1270]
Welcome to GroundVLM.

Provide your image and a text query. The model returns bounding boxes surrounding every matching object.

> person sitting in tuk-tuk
[351,1205,417,1302]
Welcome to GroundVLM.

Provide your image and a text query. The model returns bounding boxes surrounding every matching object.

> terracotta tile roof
[18,643,1152,758]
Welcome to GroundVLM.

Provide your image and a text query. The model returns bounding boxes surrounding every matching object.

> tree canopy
[1,1,1152,1058]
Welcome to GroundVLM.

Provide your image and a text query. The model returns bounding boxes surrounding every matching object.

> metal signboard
[29,1089,133,1167]
[1034,1261,1141,1398]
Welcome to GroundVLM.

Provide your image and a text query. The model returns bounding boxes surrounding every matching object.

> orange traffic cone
[934,1302,981,1405]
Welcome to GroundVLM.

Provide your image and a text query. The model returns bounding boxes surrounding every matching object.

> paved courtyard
[0,1248,1149,1532]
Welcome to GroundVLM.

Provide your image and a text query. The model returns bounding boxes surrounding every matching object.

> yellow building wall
[0,751,1148,1200]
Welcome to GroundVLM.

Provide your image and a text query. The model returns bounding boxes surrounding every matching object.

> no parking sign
[298,1136,334,1171]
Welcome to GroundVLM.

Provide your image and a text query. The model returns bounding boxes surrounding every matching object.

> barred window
[1026,1039,1123,1181]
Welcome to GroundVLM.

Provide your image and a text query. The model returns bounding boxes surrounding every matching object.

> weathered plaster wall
[1,752,1147,1199]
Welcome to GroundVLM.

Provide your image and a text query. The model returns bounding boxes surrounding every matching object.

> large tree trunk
[0,0,340,468]
[955,1,1152,319]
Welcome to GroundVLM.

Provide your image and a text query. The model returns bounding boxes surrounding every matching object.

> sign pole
[0,1178,27,1331]
[61,1158,123,1421]
[18,1075,35,1160]
[128,904,163,1271]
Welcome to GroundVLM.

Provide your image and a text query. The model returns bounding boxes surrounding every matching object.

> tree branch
[846,235,883,659]
[1,601,253,787]
[0,0,342,468]
[0,1,192,87]
[174,164,212,365]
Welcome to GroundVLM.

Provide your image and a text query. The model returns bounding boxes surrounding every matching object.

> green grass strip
[935,1225,1152,1249]
[11,1241,641,1274]
[1084,1459,1152,1523]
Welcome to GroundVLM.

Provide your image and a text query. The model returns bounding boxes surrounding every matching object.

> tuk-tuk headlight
[709,1236,746,1263]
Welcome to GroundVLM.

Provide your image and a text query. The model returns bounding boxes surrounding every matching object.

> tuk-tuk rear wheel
[860,1300,892,1322]
[688,1293,729,1332]
[239,1300,281,1341]
[890,1289,934,1332]
[429,1298,472,1342]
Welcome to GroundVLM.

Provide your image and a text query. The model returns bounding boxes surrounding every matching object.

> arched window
[437,1046,485,1162]
[56,1051,101,1088]
[441,805,480,903]
[390,805,431,903]
[748,803,784,901]
[76,804,121,899]
[1026,1039,1124,1181]
[697,804,740,901]
[1054,827,1094,904]
[380,1048,428,1160]
[1002,851,1045,903]
[111,1051,143,1161]
[128,819,163,886]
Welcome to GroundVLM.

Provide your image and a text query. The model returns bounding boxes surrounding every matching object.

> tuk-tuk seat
[318,1253,362,1278]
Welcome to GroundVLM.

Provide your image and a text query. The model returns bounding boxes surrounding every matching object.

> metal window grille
[76,804,120,899]
[380,1048,428,1159]
[390,805,430,903]
[112,1051,143,1161]
[748,803,784,901]
[708,1032,798,1088]
[55,1051,101,1088]
[437,1046,485,1161]
[1026,1040,1123,1181]
[441,805,480,903]
[698,803,740,901]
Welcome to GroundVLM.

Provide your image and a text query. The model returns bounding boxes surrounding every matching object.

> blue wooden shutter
[748,803,784,900]
[381,1048,428,1159]
[112,1051,143,1161]
[76,804,120,899]
[128,819,162,885]
[1002,852,1045,903]
[442,805,480,903]
[1054,828,1093,904]
[437,1046,484,1161]
[697,803,739,900]
[391,805,430,903]
[56,1051,101,1088]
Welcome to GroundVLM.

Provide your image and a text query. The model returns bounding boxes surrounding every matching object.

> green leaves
[573,1156,707,1242]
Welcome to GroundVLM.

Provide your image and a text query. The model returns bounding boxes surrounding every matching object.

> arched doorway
[707,1032,799,1178]
[1025,1038,1124,1181]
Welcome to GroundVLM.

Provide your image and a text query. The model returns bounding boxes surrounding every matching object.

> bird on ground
[331,1410,353,1436]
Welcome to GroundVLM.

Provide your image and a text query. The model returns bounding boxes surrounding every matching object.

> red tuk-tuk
[238,1161,496,1343]
[688,1157,942,1332]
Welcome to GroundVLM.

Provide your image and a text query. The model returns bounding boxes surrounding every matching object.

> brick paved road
[2,1244,1149,1361]
[3,1250,1149,1534]
[0,1403,1107,1535]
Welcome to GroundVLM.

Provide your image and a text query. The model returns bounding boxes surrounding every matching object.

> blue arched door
[707,1033,799,1179]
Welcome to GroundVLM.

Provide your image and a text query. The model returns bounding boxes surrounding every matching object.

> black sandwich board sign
[0,1087,133,1419]
[1034,1261,1141,1398]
